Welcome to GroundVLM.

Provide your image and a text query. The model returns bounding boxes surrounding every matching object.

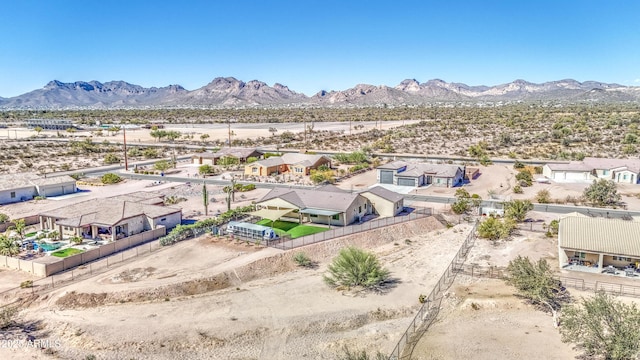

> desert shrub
[583,179,621,206]
[0,306,17,329]
[337,345,386,360]
[0,213,8,223]
[20,280,33,288]
[100,173,122,184]
[323,247,390,290]
[103,152,121,164]
[513,185,523,194]
[293,252,313,268]
[241,184,256,191]
[513,160,525,169]
[515,170,533,187]
[536,189,551,203]
[504,199,533,222]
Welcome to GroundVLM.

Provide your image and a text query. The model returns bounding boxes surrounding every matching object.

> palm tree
[0,234,20,257]
[505,200,534,222]
[9,219,26,240]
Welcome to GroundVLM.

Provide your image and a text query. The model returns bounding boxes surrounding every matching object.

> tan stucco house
[245,153,331,177]
[192,147,263,165]
[359,186,404,217]
[39,192,182,241]
[543,157,640,184]
[377,161,464,187]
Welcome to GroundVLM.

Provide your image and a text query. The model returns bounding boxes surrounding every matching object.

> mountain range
[1,77,639,109]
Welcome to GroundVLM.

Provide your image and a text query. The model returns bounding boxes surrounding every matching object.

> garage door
[397,177,415,186]
[380,170,394,184]
[565,171,587,180]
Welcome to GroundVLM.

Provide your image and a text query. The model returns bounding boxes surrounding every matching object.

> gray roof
[559,216,640,258]
[214,147,262,159]
[252,153,329,168]
[258,188,362,213]
[583,157,640,173]
[0,172,76,191]
[546,162,593,172]
[41,196,180,227]
[378,161,462,178]
[360,186,404,203]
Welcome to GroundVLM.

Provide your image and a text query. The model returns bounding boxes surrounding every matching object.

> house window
[359,206,362,213]
[364,203,367,209]
[160,217,166,222]
[10,191,15,198]
[623,174,628,180]
[252,167,258,173]
[310,214,318,218]
[603,170,609,175]
[332,214,340,220]
[396,203,400,209]
[575,251,587,259]
[613,256,631,262]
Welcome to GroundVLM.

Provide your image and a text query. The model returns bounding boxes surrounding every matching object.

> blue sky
[1,0,639,97]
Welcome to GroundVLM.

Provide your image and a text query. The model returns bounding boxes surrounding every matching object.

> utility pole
[123,126,128,171]
[228,120,231,147]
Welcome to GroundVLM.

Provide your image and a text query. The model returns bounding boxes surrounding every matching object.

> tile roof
[251,153,329,168]
[213,147,262,159]
[41,197,180,227]
[559,216,640,258]
[258,188,362,212]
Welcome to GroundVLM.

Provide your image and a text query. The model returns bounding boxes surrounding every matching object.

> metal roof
[559,216,640,258]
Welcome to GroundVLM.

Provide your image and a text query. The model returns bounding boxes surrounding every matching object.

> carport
[300,208,343,227]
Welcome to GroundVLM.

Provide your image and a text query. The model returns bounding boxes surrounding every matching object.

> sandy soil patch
[1,217,473,360]
[412,277,578,360]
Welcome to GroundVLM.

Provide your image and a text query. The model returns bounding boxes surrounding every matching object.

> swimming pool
[34,242,63,252]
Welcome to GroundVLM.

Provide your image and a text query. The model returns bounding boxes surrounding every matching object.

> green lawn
[51,248,84,258]
[256,219,328,238]
[25,232,38,238]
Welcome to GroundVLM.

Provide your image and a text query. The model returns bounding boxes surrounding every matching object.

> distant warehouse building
[25,119,77,130]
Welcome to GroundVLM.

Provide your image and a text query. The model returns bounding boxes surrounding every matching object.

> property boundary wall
[268,207,433,250]
[0,227,165,277]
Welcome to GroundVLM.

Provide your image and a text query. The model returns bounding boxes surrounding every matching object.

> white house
[0,173,77,205]
[377,161,464,187]
[542,157,640,184]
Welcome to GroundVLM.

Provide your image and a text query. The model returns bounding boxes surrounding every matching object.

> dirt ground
[1,217,469,360]
[412,277,579,360]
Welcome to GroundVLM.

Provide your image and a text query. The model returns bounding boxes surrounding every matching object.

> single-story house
[245,153,331,177]
[377,161,464,187]
[255,187,370,226]
[359,186,404,217]
[558,216,640,271]
[543,157,640,184]
[192,147,263,165]
[0,173,77,205]
[39,192,182,241]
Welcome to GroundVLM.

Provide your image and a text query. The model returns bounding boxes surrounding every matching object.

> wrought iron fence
[388,222,478,360]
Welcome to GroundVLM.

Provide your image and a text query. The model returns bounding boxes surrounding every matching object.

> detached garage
[542,162,592,182]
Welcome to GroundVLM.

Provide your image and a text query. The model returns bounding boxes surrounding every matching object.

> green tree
[506,256,569,326]
[323,247,390,291]
[101,173,122,184]
[504,199,534,222]
[451,188,473,214]
[199,133,210,142]
[477,217,516,241]
[583,179,621,206]
[154,160,171,172]
[165,130,181,142]
[198,164,216,176]
[143,148,159,159]
[0,213,8,223]
[0,234,20,257]
[560,292,640,360]
[9,219,26,240]
[34,126,43,136]
[218,156,239,167]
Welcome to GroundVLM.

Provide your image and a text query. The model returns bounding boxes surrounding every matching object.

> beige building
[0,173,77,205]
[39,192,182,241]
[558,216,640,271]
[255,186,370,226]
[192,147,263,165]
[543,157,640,184]
[245,153,331,177]
[359,186,404,217]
